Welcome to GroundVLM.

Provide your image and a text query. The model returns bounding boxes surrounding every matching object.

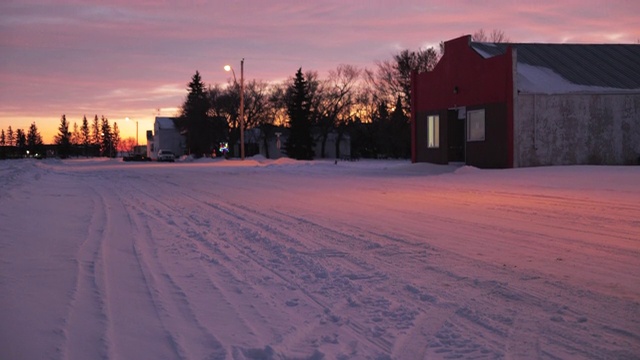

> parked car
[123,154,151,162]
[157,149,176,162]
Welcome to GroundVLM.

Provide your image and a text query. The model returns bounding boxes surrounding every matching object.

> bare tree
[208,83,236,131]
[243,80,272,130]
[367,47,439,116]
[242,80,274,152]
[472,28,488,42]
[208,79,274,156]
[267,83,288,126]
[313,64,361,158]
[472,29,510,43]
[258,83,289,159]
[119,137,136,156]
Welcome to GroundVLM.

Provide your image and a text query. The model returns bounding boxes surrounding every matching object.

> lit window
[427,115,439,148]
[467,109,485,142]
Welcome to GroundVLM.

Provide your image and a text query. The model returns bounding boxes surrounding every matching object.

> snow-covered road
[1,158,639,359]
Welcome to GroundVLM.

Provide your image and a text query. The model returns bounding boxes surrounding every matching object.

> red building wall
[411,35,514,168]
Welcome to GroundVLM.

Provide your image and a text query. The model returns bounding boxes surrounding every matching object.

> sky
[1,0,639,144]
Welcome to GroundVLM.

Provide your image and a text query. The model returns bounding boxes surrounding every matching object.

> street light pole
[224,59,245,160]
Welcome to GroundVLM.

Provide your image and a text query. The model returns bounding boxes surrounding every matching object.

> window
[467,109,485,141]
[427,115,439,148]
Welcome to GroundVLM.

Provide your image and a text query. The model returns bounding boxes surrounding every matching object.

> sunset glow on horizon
[1,0,639,143]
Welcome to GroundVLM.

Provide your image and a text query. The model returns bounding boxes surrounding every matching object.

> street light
[224,58,245,160]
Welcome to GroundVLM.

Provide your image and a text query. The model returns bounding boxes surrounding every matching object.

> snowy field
[1,157,639,360]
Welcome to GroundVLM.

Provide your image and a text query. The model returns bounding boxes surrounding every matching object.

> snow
[1,157,639,359]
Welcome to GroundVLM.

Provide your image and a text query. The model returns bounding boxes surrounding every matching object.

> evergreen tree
[92,115,100,145]
[81,116,90,144]
[100,116,113,157]
[112,122,120,156]
[81,116,90,156]
[15,129,26,150]
[55,115,72,158]
[372,100,391,157]
[71,122,80,146]
[389,96,410,158]
[27,122,43,155]
[0,129,4,159]
[179,71,212,156]
[285,68,314,160]
[6,126,14,147]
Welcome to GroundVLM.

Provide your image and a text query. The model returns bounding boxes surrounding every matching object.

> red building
[411,35,640,168]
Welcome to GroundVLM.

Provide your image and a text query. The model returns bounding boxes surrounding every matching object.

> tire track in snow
[356,187,640,303]
[117,178,280,357]
[131,185,401,357]
[60,185,109,360]
[117,191,238,360]
[67,164,639,359]
[358,215,640,359]
[211,191,639,359]
[213,204,447,349]
[182,197,437,357]
[88,180,182,360]
[202,197,539,359]
[453,189,640,255]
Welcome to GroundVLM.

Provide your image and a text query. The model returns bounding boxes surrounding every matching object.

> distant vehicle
[123,154,151,162]
[157,150,176,162]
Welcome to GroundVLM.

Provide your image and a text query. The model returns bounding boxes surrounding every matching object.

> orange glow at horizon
[1,113,158,145]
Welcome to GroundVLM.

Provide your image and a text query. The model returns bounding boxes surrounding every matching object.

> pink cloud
[1,0,639,143]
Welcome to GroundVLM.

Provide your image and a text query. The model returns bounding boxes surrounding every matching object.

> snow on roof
[471,42,640,94]
[516,63,639,94]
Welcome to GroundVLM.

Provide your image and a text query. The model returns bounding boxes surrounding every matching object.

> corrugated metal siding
[471,42,640,90]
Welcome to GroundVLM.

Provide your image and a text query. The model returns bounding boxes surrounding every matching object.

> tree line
[2,29,506,161]
[0,115,122,159]
[177,29,507,160]
[179,47,441,160]
[0,122,44,159]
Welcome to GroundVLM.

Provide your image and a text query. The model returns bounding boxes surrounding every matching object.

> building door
[447,109,465,163]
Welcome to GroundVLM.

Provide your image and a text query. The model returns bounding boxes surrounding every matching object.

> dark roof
[471,42,640,91]
[155,116,177,130]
